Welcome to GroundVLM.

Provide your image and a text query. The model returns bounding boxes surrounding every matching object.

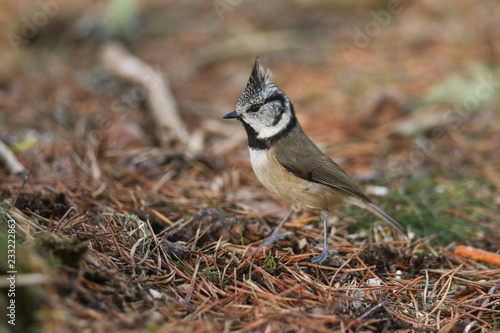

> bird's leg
[311,210,339,265]
[260,210,294,246]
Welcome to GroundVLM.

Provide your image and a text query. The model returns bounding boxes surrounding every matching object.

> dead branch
[99,42,189,145]
[456,246,500,266]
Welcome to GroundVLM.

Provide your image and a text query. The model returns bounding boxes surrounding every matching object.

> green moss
[264,252,277,272]
[341,176,497,245]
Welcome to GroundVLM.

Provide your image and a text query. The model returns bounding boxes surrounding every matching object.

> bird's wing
[273,128,408,236]
[273,140,371,202]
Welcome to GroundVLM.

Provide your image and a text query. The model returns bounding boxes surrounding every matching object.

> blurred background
[0,0,499,331]
[1,0,498,239]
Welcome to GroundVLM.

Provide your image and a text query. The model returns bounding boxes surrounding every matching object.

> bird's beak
[222,110,238,119]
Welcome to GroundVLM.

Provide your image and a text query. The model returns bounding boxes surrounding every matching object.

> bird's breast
[248,148,342,211]
[249,148,296,202]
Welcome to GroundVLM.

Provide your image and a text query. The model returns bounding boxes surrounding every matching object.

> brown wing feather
[273,125,371,203]
[273,124,408,236]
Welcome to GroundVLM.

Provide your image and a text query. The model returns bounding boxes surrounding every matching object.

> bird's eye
[249,104,261,112]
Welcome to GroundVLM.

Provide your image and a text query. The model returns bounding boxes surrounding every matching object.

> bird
[223,58,408,265]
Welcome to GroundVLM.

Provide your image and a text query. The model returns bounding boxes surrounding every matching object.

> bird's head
[223,58,295,141]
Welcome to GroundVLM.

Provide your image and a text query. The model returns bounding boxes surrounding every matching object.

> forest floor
[0,1,499,332]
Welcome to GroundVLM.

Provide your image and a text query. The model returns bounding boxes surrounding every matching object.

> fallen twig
[0,139,26,176]
[100,42,189,145]
[455,246,500,266]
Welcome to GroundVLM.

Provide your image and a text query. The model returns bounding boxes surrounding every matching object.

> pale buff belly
[249,148,346,212]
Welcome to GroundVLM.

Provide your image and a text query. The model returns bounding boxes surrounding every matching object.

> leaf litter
[1,1,500,332]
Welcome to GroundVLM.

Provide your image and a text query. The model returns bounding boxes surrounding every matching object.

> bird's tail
[347,197,408,237]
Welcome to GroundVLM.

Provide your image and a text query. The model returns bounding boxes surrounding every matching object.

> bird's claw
[261,231,294,247]
[310,249,339,265]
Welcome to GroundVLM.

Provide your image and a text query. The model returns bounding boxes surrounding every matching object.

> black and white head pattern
[234,58,297,149]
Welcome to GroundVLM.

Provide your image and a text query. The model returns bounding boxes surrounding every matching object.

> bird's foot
[260,231,294,247]
[310,249,339,265]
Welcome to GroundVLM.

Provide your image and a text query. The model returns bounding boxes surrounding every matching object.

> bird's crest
[238,57,272,105]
